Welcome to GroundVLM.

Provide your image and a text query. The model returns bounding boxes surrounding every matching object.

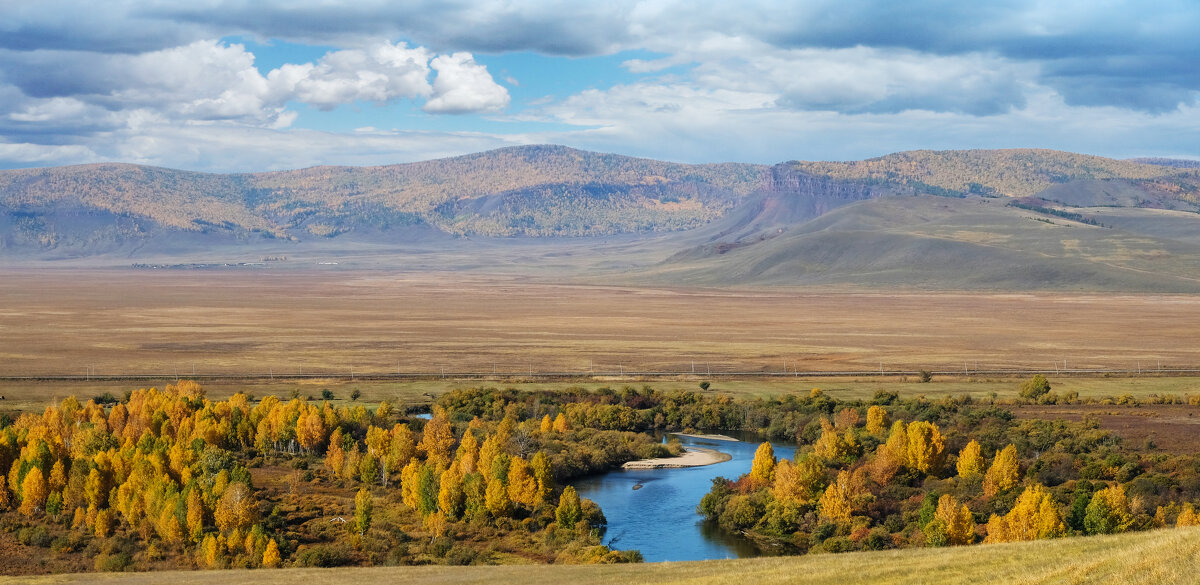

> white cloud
[423,53,510,114]
[270,42,433,110]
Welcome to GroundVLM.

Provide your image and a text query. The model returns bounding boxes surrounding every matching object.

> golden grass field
[7,526,1198,585]
[2,269,1199,378]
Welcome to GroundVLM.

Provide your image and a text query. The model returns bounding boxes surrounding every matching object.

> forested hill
[1,145,1197,258]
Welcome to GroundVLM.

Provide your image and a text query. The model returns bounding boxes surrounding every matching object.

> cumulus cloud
[423,53,511,114]
[0,38,510,162]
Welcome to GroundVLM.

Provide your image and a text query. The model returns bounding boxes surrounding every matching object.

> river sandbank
[673,432,739,442]
[621,447,732,469]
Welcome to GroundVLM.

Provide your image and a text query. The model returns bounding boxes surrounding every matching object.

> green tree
[1084,485,1131,535]
[1019,374,1051,400]
[556,485,582,527]
[354,488,372,536]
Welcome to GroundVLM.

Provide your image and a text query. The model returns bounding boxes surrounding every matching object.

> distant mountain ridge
[1,145,1197,261]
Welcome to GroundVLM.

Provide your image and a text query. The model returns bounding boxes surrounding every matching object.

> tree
[539,415,553,434]
[354,488,372,536]
[699,382,711,391]
[485,477,513,519]
[478,434,504,482]
[984,444,1020,497]
[1019,374,1052,401]
[296,410,325,454]
[400,460,421,510]
[419,411,455,467]
[19,467,47,516]
[456,430,480,476]
[865,406,889,437]
[507,457,539,508]
[556,485,582,527]
[772,457,823,504]
[214,482,258,532]
[1084,485,1131,535]
[350,389,361,401]
[417,465,439,516]
[530,451,555,505]
[187,487,205,541]
[905,421,945,473]
[1177,503,1199,527]
[438,466,465,520]
[935,494,975,545]
[956,440,985,479]
[262,538,281,568]
[817,475,852,525]
[749,442,776,483]
[884,420,908,464]
[985,484,1063,543]
[552,413,569,433]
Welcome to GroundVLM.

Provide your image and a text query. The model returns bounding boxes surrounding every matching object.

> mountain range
[2,145,1199,291]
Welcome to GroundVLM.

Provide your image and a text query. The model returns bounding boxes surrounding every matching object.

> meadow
[6,526,1198,585]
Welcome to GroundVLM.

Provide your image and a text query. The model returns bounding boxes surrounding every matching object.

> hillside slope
[643,195,1200,291]
[18,527,1200,585]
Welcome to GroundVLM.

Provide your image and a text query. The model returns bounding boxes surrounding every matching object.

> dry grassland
[2,269,1198,379]
[7,527,1199,585]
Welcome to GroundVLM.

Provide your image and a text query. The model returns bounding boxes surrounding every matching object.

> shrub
[295,545,353,567]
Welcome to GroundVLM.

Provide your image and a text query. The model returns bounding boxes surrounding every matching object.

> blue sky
[0,1,1197,171]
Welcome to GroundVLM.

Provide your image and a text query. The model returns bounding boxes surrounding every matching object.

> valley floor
[2,268,1198,378]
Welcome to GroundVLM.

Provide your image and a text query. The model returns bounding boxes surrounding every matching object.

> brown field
[1015,404,1200,453]
[2,268,1198,380]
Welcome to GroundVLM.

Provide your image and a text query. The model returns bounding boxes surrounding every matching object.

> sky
[1,1,1198,172]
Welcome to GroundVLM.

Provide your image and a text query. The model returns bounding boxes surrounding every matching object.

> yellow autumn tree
[507,457,539,509]
[817,472,852,525]
[985,484,1063,543]
[186,487,205,541]
[552,413,569,433]
[419,411,455,467]
[935,494,975,545]
[883,420,908,466]
[388,424,416,473]
[772,457,824,505]
[749,442,776,484]
[905,421,945,473]
[19,467,47,517]
[1177,503,1199,527]
[295,409,325,454]
[956,440,985,479]
[262,538,281,568]
[865,405,889,437]
[400,460,421,511]
[214,482,258,532]
[984,444,1020,497]
[539,415,553,433]
[478,434,504,482]
[455,430,479,475]
[438,466,465,520]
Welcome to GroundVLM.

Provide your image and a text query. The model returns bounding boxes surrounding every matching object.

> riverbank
[622,447,732,469]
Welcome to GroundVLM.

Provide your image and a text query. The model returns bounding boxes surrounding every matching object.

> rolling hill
[641,195,1200,291]
[3,145,1200,292]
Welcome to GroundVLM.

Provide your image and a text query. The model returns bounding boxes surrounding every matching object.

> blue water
[572,434,795,562]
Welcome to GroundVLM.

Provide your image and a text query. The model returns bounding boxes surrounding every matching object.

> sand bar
[673,432,739,442]
[621,447,732,469]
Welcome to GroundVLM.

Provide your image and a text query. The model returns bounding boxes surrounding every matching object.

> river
[572,433,795,562]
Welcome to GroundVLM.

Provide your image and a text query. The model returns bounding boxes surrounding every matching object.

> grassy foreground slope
[10,527,1199,585]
